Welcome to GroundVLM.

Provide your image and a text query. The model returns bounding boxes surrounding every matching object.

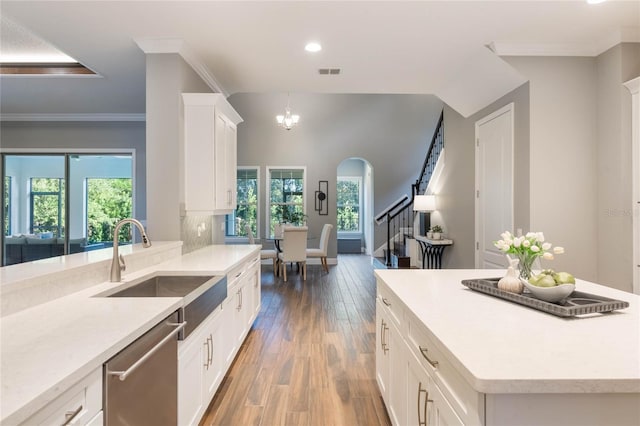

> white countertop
[375,269,640,394]
[0,244,260,425]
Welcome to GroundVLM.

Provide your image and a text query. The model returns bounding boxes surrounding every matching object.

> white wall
[145,53,217,251]
[504,56,599,282]
[595,43,640,292]
[505,46,640,292]
[441,83,530,269]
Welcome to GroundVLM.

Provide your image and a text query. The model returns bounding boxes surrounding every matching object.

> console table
[414,235,453,269]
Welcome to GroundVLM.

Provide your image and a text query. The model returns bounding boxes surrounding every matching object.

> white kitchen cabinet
[178,303,228,426]
[376,277,482,426]
[178,312,208,426]
[178,253,261,426]
[181,93,243,216]
[375,290,404,426]
[406,345,463,426]
[21,368,102,426]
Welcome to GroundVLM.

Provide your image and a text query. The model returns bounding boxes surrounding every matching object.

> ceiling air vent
[318,68,341,75]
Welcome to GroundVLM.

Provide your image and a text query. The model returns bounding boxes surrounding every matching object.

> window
[337,177,361,232]
[267,168,305,237]
[30,177,65,237]
[3,176,11,236]
[86,178,133,243]
[225,168,259,238]
[2,153,133,266]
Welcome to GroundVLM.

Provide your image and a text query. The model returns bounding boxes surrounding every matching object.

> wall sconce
[315,180,328,215]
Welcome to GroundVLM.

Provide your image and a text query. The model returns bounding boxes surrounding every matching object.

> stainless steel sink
[106,275,215,298]
[99,273,228,339]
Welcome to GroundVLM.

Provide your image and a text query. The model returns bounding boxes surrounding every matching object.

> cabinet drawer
[376,280,403,328]
[407,314,483,425]
[228,255,260,288]
[23,368,102,426]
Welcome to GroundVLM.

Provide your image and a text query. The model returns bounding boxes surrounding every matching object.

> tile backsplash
[180,214,225,254]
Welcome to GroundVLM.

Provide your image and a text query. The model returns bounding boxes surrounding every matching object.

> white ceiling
[1,1,638,117]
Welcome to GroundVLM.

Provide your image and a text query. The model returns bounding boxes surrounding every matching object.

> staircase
[379,110,444,268]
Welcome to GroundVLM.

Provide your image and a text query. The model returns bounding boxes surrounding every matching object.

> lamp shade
[413,195,436,212]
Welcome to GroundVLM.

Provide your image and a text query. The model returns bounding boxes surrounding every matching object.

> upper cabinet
[181,93,243,216]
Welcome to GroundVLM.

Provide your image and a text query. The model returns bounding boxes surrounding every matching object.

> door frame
[474,103,515,268]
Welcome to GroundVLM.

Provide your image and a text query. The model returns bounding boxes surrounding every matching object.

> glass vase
[515,252,536,280]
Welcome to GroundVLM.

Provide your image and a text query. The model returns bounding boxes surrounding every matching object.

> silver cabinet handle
[108,321,186,381]
[380,319,386,352]
[419,346,439,368]
[382,297,391,307]
[61,405,83,426]
[418,382,427,426]
[383,322,389,354]
[204,337,211,369]
[207,334,213,366]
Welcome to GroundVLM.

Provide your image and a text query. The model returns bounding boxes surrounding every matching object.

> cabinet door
[431,379,464,426]
[226,122,237,209]
[214,113,237,213]
[219,297,237,370]
[387,320,406,426]
[407,350,431,426]
[375,298,390,401]
[250,260,261,320]
[178,332,206,426]
[204,310,225,400]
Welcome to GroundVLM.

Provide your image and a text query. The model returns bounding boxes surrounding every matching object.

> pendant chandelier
[276,93,300,130]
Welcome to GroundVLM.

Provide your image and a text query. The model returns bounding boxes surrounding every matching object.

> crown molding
[134,37,228,97]
[490,28,640,57]
[0,113,145,122]
[624,76,640,95]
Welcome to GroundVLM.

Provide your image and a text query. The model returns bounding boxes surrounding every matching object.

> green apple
[528,274,542,285]
[535,274,557,287]
[553,272,575,284]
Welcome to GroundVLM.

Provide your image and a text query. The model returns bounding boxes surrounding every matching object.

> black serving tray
[461,277,630,318]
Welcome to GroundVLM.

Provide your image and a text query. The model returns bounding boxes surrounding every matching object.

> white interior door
[475,103,514,269]
[624,77,640,294]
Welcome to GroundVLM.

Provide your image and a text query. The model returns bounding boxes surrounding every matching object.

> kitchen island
[374,269,640,426]
[1,243,260,425]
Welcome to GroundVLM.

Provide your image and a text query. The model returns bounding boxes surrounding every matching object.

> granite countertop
[374,269,640,394]
[0,244,260,425]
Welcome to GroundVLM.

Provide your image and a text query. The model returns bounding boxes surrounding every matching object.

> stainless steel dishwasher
[104,310,185,426]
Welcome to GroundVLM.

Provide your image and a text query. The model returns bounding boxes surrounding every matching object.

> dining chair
[278,226,308,282]
[306,223,333,273]
[245,225,278,275]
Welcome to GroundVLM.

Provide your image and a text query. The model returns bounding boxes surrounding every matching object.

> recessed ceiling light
[305,42,322,53]
[586,0,607,4]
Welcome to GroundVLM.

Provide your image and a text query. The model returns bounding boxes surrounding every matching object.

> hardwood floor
[200,255,391,426]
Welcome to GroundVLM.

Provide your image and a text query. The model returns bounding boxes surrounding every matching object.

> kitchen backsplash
[180,215,225,254]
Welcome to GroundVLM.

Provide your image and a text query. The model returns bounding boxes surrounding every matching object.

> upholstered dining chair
[245,225,278,275]
[278,226,308,282]
[306,223,333,273]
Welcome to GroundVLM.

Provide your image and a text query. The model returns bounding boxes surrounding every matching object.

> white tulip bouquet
[494,231,565,279]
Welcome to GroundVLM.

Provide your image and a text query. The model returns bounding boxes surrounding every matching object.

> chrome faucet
[110,218,152,282]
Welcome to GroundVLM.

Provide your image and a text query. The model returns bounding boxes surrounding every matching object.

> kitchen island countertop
[374,269,640,395]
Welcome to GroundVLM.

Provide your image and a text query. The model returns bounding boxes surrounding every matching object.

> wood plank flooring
[200,255,391,426]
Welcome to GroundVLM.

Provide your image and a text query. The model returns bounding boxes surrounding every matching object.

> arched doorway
[336,158,373,255]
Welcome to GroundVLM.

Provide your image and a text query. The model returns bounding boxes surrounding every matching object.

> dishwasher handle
[107,321,186,382]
